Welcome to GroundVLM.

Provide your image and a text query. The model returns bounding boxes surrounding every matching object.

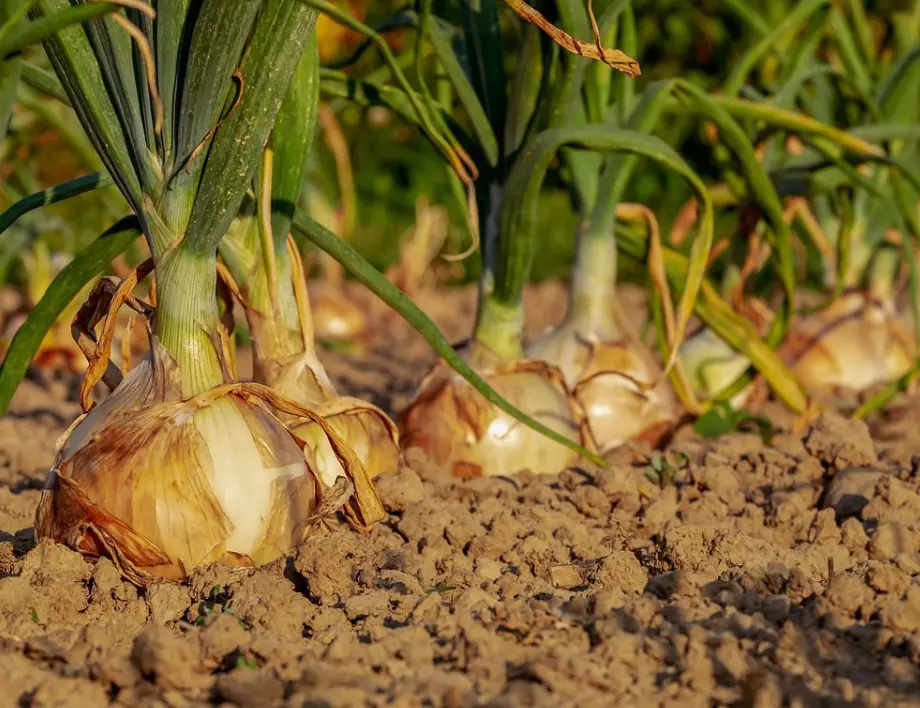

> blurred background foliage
[1,0,917,293]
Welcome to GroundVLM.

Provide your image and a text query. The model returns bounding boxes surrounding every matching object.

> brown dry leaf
[501,0,640,76]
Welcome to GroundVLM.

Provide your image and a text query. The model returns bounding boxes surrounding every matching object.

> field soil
[2,282,920,707]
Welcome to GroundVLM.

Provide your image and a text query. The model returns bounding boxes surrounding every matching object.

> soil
[3,281,920,707]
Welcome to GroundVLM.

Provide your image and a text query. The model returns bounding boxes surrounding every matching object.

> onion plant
[524,4,684,453]
[674,0,920,412]
[386,0,722,475]
[2,0,398,585]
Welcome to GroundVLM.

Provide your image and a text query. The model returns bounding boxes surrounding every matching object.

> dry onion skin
[528,324,678,454]
[399,345,584,478]
[36,281,383,586]
[787,292,914,395]
[258,349,401,482]
[228,241,400,481]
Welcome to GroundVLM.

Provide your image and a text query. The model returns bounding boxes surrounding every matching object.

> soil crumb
[2,283,920,707]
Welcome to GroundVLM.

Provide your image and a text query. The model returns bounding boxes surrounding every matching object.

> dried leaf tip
[501,0,641,77]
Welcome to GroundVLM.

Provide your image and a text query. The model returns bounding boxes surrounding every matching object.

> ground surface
[2,282,920,707]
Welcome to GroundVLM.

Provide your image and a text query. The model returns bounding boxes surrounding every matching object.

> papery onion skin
[529,327,677,453]
[254,352,401,481]
[296,403,400,483]
[574,343,677,451]
[790,293,914,394]
[36,357,337,585]
[399,359,582,478]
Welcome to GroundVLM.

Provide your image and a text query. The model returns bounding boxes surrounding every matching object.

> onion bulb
[257,346,400,482]
[399,343,583,477]
[679,292,914,405]
[238,241,400,481]
[677,327,753,407]
[527,322,677,453]
[788,292,914,394]
[308,278,369,343]
[36,278,383,585]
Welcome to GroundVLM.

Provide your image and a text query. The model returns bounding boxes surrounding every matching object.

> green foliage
[693,401,775,444]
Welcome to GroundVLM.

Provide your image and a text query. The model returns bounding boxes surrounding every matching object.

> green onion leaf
[185,0,317,254]
[0,172,115,236]
[270,32,319,245]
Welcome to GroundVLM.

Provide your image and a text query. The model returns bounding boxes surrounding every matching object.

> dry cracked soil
[2,282,920,707]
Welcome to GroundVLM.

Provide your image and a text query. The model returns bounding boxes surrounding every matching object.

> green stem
[475,295,524,361]
[567,219,619,337]
[154,245,225,397]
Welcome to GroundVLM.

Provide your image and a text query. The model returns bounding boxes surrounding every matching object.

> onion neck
[219,216,306,366]
[154,245,226,397]
[565,219,620,339]
[869,247,899,305]
[244,252,305,363]
[474,295,524,362]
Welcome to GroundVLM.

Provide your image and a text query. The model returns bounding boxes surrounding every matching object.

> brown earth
[2,282,920,707]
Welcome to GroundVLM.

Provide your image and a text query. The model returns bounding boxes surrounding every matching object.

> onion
[789,292,914,394]
[37,352,381,585]
[36,277,383,585]
[399,343,583,477]
[678,327,753,407]
[257,347,400,482]
[679,292,914,406]
[528,322,677,452]
[228,238,399,481]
